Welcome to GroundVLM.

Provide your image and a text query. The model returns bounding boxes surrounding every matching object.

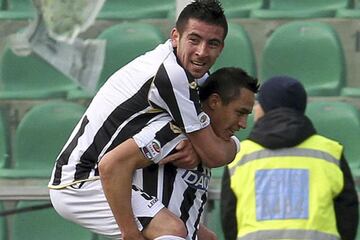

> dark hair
[199,67,259,104]
[176,0,228,39]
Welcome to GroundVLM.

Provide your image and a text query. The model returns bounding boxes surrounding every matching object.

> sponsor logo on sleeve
[141,139,161,160]
[198,112,210,128]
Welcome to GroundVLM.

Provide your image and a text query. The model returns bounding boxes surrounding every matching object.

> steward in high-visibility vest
[220,76,359,240]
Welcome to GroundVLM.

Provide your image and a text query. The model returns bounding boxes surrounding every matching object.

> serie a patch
[141,139,161,160]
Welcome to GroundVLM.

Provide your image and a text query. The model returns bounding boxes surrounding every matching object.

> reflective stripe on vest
[238,229,339,240]
[229,148,339,176]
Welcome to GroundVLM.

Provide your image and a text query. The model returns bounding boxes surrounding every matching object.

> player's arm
[98,138,150,240]
[160,126,238,168]
[187,126,238,168]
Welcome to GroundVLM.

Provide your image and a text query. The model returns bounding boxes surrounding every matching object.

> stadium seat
[260,21,345,96]
[0,109,9,169]
[11,200,93,240]
[210,23,257,77]
[206,198,225,240]
[336,0,360,18]
[221,0,263,18]
[0,101,85,178]
[0,45,78,100]
[0,0,36,19]
[206,166,226,240]
[0,201,6,240]
[96,235,112,240]
[251,0,349,19]
[95,22,165,88]
[97,0,173,19]
[306,101,360,176]
[341,87,360,97]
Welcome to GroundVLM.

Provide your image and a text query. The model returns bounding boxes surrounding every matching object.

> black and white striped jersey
[48,40,210,188]
[133,163,211,240]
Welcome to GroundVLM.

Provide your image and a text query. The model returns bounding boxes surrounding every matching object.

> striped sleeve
[148,54,209,133]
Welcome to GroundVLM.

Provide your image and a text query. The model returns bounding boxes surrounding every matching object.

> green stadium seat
[306,101,360,176]
[0,101,85,178]
[341,87,360,97]
[97,0,173,19]
[260,21,345,96]
[210,23,257,77]
[95,22,165,88]
[0,201,6,240]
[221,0,263,18]
[11,200,92,240]
[0,0,36,19]
[0,109,9,169]
[96,235,112,240]
[336,0,360,18]
[251,0,349,19]
[206,166,226,240]
[68,22,165,99]
[0,45,78,100]
[206,198,225,240]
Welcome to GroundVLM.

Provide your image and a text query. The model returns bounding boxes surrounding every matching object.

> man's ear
[170,28,179,48]
[207,93,222,110]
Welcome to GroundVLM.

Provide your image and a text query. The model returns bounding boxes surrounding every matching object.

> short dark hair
[199,67,259,104]
[176,0,228,39]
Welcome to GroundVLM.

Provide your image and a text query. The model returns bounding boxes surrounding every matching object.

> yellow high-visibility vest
[228,135,343,240]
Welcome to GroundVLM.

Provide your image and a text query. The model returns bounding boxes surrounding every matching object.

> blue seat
[11,200,93,240]
[211,23,256,77]
[306,101,360,176]
[251,0,349,19]
[0,101,85,178]
[260,21,345,96]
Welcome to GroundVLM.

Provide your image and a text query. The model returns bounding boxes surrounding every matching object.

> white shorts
[50,180,164,239]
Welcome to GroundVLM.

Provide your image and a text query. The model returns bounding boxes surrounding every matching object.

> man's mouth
[191,60,206,67]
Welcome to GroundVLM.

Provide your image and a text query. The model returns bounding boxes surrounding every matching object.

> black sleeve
[220,166,238,240]
[334,153,359,240]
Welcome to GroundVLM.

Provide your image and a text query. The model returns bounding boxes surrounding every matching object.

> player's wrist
[231,136,240,153]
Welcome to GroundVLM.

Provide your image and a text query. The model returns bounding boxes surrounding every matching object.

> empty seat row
[1,20,359,101]
[2,0,360,20]
[0,200,94,240]
[0,101,85,178]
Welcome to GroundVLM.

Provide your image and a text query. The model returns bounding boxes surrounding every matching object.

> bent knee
[144,208,187,239]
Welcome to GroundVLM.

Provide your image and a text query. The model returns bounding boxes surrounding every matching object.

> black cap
[257,76,307,113]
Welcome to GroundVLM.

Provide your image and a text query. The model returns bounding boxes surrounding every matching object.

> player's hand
[159,140,200,169]
[122,229,146,240]
[198,223,218,240]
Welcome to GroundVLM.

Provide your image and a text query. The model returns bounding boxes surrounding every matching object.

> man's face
[208,88,255,140]
[171,19,225,79]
